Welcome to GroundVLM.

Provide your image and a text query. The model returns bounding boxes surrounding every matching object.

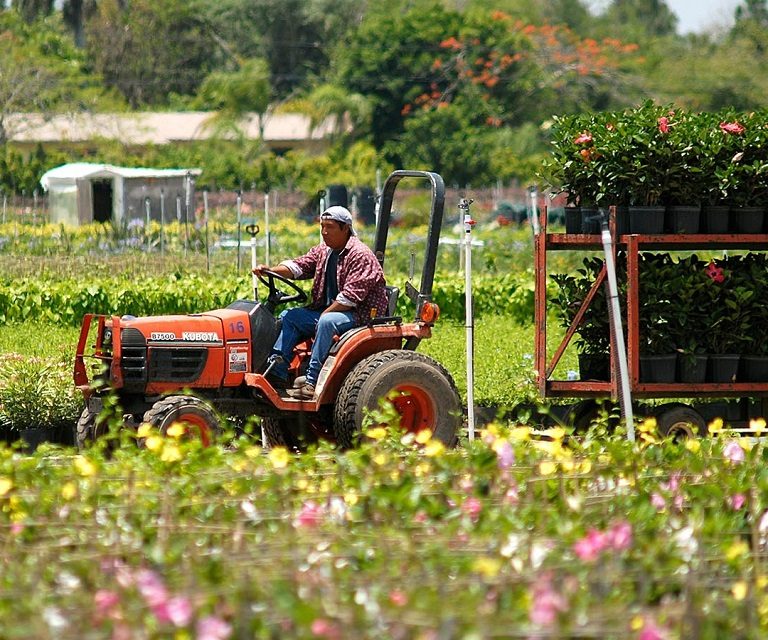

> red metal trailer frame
[534,206,768,406]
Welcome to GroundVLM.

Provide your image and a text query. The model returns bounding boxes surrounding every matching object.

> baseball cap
[320,206,356,235]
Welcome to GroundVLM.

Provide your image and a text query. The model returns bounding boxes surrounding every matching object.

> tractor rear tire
[143,396,221,447]
[333,349,462,449]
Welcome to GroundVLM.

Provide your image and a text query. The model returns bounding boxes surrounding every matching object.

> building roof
[40,162,202,190]
[7,111,343,147]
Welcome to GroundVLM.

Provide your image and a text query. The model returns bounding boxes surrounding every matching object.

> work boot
[288,382,315,400]
[292,375,306,388]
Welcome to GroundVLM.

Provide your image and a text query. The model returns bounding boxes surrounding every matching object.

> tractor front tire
[75,407,108,450]
[143,396,221,447]
[333,350,462,449]
[261,417,301,451]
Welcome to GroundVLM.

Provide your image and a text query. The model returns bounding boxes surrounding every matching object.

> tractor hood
[121,314,224,347]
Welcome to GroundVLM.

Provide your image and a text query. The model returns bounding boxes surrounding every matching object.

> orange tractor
[73,170,463,449]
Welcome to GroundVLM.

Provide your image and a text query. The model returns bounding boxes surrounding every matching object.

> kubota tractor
[73,170,463,449]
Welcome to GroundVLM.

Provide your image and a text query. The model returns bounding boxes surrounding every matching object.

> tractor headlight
[103,328,113,346]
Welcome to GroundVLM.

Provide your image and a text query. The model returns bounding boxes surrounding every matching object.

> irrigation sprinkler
[461,197,477,441]
[528,185,539,236]
[184,172,192,257]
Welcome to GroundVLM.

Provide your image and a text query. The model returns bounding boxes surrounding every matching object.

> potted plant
[733,254,768,380]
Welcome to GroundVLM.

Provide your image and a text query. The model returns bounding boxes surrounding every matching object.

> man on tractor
[253,205,388,400]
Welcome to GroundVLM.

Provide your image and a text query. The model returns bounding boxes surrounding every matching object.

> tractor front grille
[147,348,208,383]
[120,328,147,388]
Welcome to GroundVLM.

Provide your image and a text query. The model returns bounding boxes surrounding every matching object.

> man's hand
[252,263,270,276]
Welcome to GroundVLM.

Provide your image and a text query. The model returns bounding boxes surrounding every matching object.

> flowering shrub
[1,419,768,638]
[541,103,768,208]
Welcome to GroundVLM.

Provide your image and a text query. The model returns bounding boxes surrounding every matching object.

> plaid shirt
[281,236,388,324]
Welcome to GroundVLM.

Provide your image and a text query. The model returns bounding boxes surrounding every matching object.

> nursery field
[2,218,768,639]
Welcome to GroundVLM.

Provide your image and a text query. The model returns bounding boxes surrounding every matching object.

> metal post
[461,198,476,441]
[236,190,242,273]
[144,197,151,251]
[246,224,260,300]
[264,191,270,266]
[600,216,635,442]
[203,190,210,273]
[159,189,165,258]
[175,195,183,257]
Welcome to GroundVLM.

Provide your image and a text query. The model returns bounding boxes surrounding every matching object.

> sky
[666,0,742,33]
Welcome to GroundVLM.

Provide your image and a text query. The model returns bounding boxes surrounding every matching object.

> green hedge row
[0,272,535,326]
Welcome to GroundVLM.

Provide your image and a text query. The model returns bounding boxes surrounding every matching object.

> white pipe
[462,198,476,441]
[601,219,635,441]
[264,191,270,266]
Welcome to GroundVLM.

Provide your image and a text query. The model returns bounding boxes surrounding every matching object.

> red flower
[657,116,671,133]
[705,261,725,283]
[573,131,592,145]
[720,121,745,135]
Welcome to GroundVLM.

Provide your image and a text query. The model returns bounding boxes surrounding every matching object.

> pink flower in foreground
[650,493,666,511]
[462,497,483,522]
[389,589,409,607]
[197,616,232,640]
[720,121,745,135]
[657,116,671,133]
[573,131,593,145]
[154,596,193,627]
[294,500,324,528]
[705,261,725,283]
[729,493,746,510]
[529,573,567,626]
[310,618,340,639]
[93,589,120,620]
[573,528,608,562]
[723,440,745,464]
[607,521,633,551]
[136,569,169,608]
[638,618,667,640]
[496,440,515,469]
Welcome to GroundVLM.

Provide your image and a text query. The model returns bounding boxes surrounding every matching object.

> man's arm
[323,300,354,314]
[253,263,292,278]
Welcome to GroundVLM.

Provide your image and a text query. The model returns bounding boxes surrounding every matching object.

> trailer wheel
[655,405,704,440]
[75,407,109,450]
[142,396,221,447]
[333,350,461,449]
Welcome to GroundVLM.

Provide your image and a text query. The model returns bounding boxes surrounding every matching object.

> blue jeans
[271,307,356,386]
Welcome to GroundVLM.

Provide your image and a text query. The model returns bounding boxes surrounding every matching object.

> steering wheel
[256,269,308,308]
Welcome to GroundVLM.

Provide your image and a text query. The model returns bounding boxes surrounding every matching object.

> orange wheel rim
[174,413,211,447]
[389,384,436,434]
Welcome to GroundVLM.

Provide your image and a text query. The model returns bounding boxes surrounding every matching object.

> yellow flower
[732,581,748,601]
[373,453,388,466]
[685,439,701,454]
[414,462,430,477]
[750,418,766,434]
[472,556,501,579]
[0,477,12,497]
[708,417,724,435]
[137,422,154,438]
[344,492,359,506]
[145,435,163,452]
[415,429,433,444]
[726,540,749,561]
[630,616,644,631]
[579,460,592,474]
[268,447,290,469]
[483,423,500,438]
[739,437,755,452]
[509,426,531,441]
[539,461,557,476]
[74,456,96,477]
[296,478,309,491]
[541,426,566,441]
[61,482,77,500]
[424,440,445,457]
[160,443,183,463]
[637,417,657,433]
[365,427,387,440]
[244,446,262,459]
[166,422,186,438]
